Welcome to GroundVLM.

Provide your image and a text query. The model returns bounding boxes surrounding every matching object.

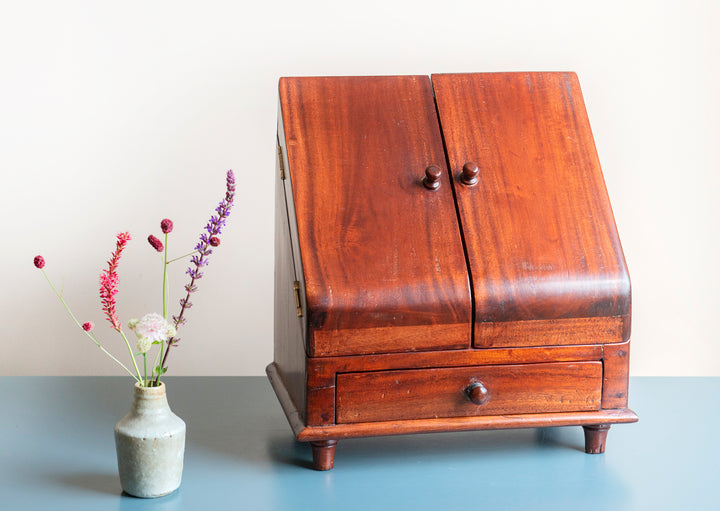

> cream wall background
[1,1,718,377]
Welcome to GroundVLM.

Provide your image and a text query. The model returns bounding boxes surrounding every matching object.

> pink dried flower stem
[100,232,131,331]
[154,170,235,385]
[99,232,143,382]
[36,262,141,382]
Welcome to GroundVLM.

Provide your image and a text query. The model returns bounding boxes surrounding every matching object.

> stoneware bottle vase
[114,381,186,498]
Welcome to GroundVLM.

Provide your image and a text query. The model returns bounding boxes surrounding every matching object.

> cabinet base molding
[267,363,637,469]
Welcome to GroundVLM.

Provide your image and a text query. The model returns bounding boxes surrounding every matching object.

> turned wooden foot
[310,440,338,470]
[583,424,611,454]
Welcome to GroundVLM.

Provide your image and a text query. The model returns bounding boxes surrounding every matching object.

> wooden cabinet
[268,72,637,470]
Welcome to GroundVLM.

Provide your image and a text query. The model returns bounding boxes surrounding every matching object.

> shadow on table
[267,437,316,469]
[265,425,587,469]
[53,471,120,496]
[53,471,183,508]
[535,426,587,452]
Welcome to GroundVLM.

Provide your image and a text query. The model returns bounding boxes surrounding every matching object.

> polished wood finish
[310,440,338,471]
[309,345,603,378]
[465,382,489,405]
[268,362,637,442]
[475,316,628,348]
[306,345,604,425]
[272,73,635,469]
[602,341,631,409]
[276,106,308,345]
[432,72,630,344]
[267,362,305,435]
[461,161,479,186]
[583,424,611,454]
[423,164,443,190]
[336,362,602,424]
[305,384,335,426]
[273,142,306,417]
[312,323,469,358]
[279,76,471,357]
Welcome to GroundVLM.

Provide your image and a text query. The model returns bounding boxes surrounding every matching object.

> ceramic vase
[114,381,186,498]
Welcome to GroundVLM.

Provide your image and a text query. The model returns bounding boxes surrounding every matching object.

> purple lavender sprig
[154,170,235,383]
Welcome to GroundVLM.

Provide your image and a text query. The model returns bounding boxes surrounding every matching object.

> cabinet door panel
[279,76,471,356]
[432,72,631,346]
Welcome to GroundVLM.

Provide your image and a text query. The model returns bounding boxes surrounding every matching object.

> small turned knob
[423,165,442,190]
[461,161,480,186]
[465,382,489,405]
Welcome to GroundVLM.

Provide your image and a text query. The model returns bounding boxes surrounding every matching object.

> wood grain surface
[432,72,631,340]
[305,344,604,425]
[279,76,471,356]
[336,362,602,423]
[475,316,629,348]
[602,341,631,409]
[273,144,307,415]
[308,344,604,385]
[267,362,637,442]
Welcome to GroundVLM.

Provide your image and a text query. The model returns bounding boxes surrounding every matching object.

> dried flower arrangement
[34,170,236,386]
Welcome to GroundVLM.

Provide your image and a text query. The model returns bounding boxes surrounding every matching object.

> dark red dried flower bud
[209,236,220,247]
[160,218,174,234]
[34,255,45,269]
[147,235,164,252]
[82,321,94,332]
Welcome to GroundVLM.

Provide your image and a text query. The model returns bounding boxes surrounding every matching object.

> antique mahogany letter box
[268,72,637,470]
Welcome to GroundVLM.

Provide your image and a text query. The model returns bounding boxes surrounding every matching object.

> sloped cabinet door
[279,76,472,356]
[432,72,631,348]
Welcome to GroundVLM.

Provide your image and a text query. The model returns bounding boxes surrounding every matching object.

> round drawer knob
[465,382,489,405]
[423,165,442,190]
[461,161,480,186]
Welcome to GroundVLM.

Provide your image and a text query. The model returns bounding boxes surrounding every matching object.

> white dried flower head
[136,337,152,354]
[133,313,175,344]
[128,318,140,330]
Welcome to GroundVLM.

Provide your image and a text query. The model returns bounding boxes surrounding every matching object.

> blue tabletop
[0,376,717,510]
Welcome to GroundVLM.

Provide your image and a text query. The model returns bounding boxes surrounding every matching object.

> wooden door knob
[423,165,442,190]
[461,162,479,186]
[465,382,489,405]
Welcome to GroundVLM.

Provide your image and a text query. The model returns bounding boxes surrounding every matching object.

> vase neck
[132,382,170,415]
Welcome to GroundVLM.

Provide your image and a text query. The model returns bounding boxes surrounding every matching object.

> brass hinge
[293,280,303,317]
[277,145,286,180]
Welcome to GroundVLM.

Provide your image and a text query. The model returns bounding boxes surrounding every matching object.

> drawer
[336,362,602,424]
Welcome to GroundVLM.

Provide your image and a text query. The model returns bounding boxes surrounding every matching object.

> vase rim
[134,381,166,395]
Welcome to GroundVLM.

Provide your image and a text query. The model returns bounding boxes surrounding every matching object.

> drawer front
[336,362,602,424]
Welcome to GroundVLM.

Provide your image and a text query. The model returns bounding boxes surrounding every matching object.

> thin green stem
[90,334,142,381]
[158,263,166,377]
[143,353,147,386]
[151,343,163,379]
[162,234,168,319]
[119,329,144,385]
[41,269,140,383]
[165,250,198,264]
